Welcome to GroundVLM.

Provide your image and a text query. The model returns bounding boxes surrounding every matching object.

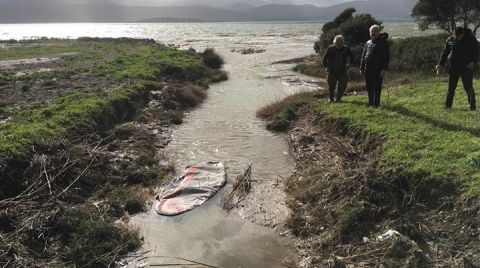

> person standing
[322,35,354,103]
[360,25,390,108]
[436,26,478,111]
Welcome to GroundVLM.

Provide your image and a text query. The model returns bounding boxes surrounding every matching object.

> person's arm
[438,38,451,66]
[322,48,330,68]
[381,41,390,71]
[360,42,368,72]
[346,47,354,66]
[472,37,479,64]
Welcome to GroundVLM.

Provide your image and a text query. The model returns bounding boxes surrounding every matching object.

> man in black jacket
[323,35,354,102]
[360,25,390,107]
[436,26,478,111]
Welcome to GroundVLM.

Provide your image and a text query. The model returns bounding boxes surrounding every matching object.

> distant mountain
[226,2,255,12]
[0,0,418,23]
[137,17,205,23]
[0,1,259,23]
[302,0,418,20]
[243,0,418,21]
[245,4,322,20]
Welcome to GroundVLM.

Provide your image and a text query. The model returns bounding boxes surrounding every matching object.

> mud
[0,52,78,69]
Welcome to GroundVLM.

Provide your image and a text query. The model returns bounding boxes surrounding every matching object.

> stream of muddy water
[0,21,427,267]
[131,26,322,268]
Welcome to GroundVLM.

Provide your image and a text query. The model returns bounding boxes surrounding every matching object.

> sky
[111,0,354,7]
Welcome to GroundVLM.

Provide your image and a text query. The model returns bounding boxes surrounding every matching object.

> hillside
[0,0,418,23]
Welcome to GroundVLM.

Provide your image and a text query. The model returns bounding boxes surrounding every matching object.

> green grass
[92,45,205,81]
[0,39,209,162]
[0,45,79,60]
[317,80,480,194]
[101,184,146,214]
[0,84,149,161]
[1,40,205,83]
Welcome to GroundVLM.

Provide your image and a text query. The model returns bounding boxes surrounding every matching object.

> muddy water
[132,34,321,267]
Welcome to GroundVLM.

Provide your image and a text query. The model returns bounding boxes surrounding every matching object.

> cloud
[111,0,353,7]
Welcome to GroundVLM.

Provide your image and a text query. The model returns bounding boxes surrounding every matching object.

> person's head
[370,25,381,41]
[454,26,465,40]
[333,35,345,48]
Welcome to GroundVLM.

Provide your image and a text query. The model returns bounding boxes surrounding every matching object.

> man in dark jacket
[360,25,390,107]
[323,35,354,102]
[436,26,478,111]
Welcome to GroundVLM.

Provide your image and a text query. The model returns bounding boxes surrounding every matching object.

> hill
[0,0,417,23]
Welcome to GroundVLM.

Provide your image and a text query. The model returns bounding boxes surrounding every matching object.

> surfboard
[154,161,226,216]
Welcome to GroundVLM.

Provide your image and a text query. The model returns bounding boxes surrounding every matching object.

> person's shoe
[328,99,334,103]
[470,106,476,111]
[444,106,452,111]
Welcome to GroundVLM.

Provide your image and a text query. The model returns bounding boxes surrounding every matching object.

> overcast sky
[112,0,354,7]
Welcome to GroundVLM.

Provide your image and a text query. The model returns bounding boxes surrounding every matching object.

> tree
[314,8,382,54]
[412,0,480,34]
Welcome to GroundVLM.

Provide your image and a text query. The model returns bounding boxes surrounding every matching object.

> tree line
[316,0,480,54]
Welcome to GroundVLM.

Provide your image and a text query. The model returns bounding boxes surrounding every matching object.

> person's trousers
[365,71,383,107]
[446,68,476,110]
[327,72,348,102]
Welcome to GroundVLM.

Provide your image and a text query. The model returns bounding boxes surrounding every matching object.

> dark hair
[454,26,465,35]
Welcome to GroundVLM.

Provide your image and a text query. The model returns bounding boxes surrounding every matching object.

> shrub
[389,34,450,73]
[21,82,33,92]
[293,63,326,78]
[315,8,382,54]
[175,85,207,108]
[207,69,229,82]
[55,206,140,267]
[202,48,224,69]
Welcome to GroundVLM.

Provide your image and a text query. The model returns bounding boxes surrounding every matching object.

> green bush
[202,48,224,69]
[389,34,450,72]
[315,8,382,54]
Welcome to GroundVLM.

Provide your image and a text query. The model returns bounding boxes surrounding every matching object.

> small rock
[135,261,149,268]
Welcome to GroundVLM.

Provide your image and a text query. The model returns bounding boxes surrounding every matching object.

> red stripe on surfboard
[155,166,198,215]
[155,198,183,215]
[179,166,197,187]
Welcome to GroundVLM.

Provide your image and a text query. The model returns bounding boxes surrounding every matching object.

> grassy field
[0,39,207,162]
[262,78,480,194]
[321,79,480,194]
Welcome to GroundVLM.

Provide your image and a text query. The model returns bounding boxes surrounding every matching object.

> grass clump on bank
[201,48,224,70]
[55,206,141,267]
